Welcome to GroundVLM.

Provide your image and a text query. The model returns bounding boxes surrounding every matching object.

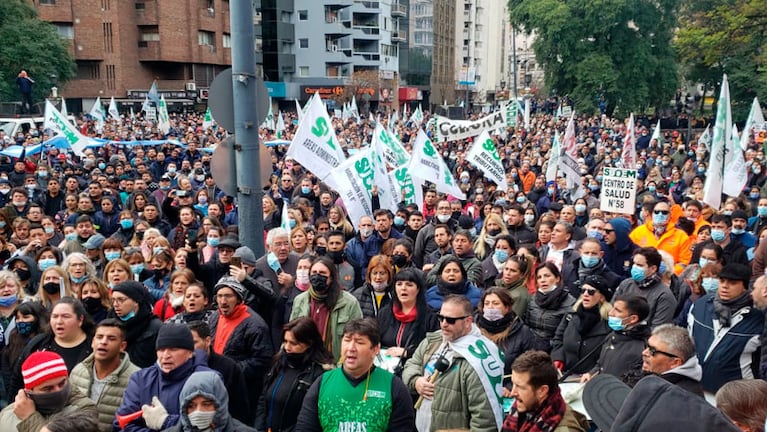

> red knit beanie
[22,351,68,390]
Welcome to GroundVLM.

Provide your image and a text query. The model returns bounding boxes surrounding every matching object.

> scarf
[437,278,468,296]
[477,311,515,335]
[213,303,248,354]
[502,390,567,432]
[636,273,661,291]
[577,259,603,282]
[714,291,753,327]
[653,223,667,238]
[575,304,602,334]
[534,285,569,310]
[492,254,506,273]
[392,303,417,323]
[308,286,328,301]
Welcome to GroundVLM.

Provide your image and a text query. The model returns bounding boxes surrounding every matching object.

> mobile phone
[187,229,198,244]
[230,256,242,268]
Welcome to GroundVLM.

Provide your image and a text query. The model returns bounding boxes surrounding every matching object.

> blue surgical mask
[38,258,56,271]
[301,186,311,195]
[0,294,17,307]
[105,251,121,262]
[16,321,34,336]
[732,228,745,235]
[607,316,625,331]
[581,255,599,268]
[701,277,719,294]
[44,227,54,234]
[547,188,555,196]
[0,221,6,229]
[710,229,725,242]
[70,275,88,284]
[130,263,144,275]
[699,258,709,268]
[153,247,164,255]
[98,162,107,170]
[630,265,645,282]
[759,207,767,218]
[587,230,604,241]
[118,310,136,321]
[207,237,220,247]
[516,196,526,204]
[120,219,134,230]
[494,249,509,263]
[65,233,77,242]
[751,193,761,200]
[394,216,405,226]
[574,204,587,213]
[288,219,296,229]
[652,213,669,226]
[648,186,656,193]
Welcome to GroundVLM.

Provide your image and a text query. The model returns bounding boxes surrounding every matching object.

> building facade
[33,0,233,111]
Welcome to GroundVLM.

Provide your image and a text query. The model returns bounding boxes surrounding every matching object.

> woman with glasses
[551,275,613,375]
[107,280,162,368]
[524,262,576,352]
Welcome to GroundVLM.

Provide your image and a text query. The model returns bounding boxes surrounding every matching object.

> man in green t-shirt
[295,318,415,432]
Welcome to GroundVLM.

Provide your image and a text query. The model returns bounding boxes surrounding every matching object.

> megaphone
[116,410,143,429]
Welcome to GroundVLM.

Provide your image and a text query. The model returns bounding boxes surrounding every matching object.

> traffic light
[684,94,694,116]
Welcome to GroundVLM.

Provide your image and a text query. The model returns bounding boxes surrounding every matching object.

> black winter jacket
[551,310,611,374]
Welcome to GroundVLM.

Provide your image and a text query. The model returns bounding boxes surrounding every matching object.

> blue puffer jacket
[425,280,482,312]
[689,294,764,393]
[113,350,213,432]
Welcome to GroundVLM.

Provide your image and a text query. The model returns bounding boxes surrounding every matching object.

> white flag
[323,148,376,229]
[723,123,748,197]
[465,130,509,191]
[280,200,291,231]
[44,100,89,156]
[142,96,151,113]
[158,95,171,135]
[562,111,578,158]
[388,165,422,208]
[59,98,68,118]
[650,119,662,147]
[371,135,400,212]
[350,96,360,122]
[295,99,303,123]
[276,111,286,139]
[108,96,119,120]
[524,100,531,129]
[263,98,275,130]
[409,105,424,125]
[89,97,106,132]
[703,74,732,209]
[621,114,636,169]
[285,92,346,180]
[741,97,765,151]
[698,125,711,151]
[407,129,465,199]
[546,130,561,182]
[202,107,214,129]
[130,107,135,120]
[372,124,410,168]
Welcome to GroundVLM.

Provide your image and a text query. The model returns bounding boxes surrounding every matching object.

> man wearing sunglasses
[403,295,503,432]
[629,200,692,275]
[641,324,704,397]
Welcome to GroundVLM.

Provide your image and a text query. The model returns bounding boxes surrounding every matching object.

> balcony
[392,31,406,43]
[391,3,406,17]
[357,1,380,10]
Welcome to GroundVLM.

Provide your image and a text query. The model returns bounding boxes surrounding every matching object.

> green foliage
[0,0,75,105]
[509,0,679,116]
[674,0,767,121]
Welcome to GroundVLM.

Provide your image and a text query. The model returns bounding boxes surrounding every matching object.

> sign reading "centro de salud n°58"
[600,167,637,215]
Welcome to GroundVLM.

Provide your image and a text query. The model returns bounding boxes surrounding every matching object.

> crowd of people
[0,101,765,431]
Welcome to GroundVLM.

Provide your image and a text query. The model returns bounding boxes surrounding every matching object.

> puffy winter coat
[551,310,611,374]
[524,291,576,352]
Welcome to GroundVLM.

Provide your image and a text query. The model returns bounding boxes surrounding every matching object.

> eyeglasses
[645,343,678,358]
[583,288,598,296]
[653,210,670,215]
[604,229,614,234]
[437,314,469,325]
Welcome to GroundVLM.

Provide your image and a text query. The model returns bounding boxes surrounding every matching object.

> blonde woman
[0,270,24,341]
[62,252,96,297]
[550,275,613,374]
[473,213,509,261]
[37,265,74,310]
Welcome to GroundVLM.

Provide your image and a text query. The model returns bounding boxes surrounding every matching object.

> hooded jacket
[7,254,40,297]
[162,371,255,432]
[660,356,704,397]
[0,385,97,432]
[602,217,634,278]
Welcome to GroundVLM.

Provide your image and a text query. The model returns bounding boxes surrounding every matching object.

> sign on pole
[599,167,637,215]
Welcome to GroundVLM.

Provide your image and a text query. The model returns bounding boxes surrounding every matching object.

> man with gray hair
[641,323,704,397]
[254,227,299,297]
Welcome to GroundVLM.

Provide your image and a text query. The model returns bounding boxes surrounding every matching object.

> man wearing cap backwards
[113,323,211,432]
[0,351,98,431]
[295,318,415,432]
[688,263,764,393]
[502,351,588,432]
[640,324,704,397]
[209,276,273,417]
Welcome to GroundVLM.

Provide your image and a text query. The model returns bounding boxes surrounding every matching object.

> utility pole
[512,27,518,102]
[230,0,265,256]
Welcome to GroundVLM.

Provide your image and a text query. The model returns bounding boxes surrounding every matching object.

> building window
[39,0,55,4]
[55,23,74,40]
[198,31,215,46]
[76,61,101,80]
[135,3,145,10]
[299,38,308,48]
[299,66,309,77]
[223,33,231,48]
[298,10,308,20]
[106,64,116,90]
[103,22,114,53]
[140,26,160,41]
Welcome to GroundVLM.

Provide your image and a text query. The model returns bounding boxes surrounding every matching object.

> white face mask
[436,214,451,223]
[187,410,215,430]
[296,269,310,286]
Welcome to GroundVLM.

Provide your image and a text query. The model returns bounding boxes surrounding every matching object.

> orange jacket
[629,220,693,274]
[520,171,536,193]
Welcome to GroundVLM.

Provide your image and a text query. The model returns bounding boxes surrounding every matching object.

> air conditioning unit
[331,44,338,52]
[186,82,197,91]
[199,89,209,99]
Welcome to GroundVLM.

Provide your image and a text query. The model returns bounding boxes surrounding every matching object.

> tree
[508,0,679,116]
[675,0,767,120]
[333,69,380,113]
[0,0,75,107]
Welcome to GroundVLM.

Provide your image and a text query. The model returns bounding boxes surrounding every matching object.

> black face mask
[153,268,166,279]
[309,274,329,292]
[43,282,59,295]
[82,296,103,314]
[14,268,31,282]
[315,246,327,256]
[487,228,502,236]
[392,254,408,268]
[327,250,344,265]
[28,384,70,415]
[284,351,305,367]
[451,211,462,221]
